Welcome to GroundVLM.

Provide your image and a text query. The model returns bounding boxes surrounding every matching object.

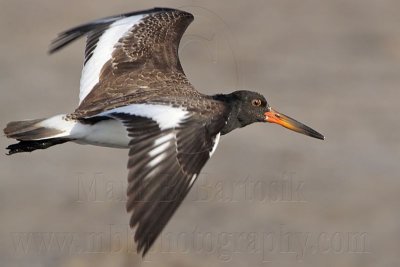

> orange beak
[265,108,324,140]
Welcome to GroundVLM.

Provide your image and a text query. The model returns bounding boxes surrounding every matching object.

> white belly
[72,119,130,148]
[68,104,189,149]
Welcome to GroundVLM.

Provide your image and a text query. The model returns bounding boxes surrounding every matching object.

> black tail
[6,138,71,155]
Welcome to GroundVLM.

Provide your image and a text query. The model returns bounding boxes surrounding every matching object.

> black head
[230,90,270,125]
[215,90,324,140]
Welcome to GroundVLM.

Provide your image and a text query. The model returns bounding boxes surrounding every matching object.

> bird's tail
[3,114,76,155]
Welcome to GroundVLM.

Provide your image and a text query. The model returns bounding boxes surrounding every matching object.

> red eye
[251,99,262,107]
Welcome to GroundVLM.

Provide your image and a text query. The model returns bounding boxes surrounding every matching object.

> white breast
[71,119,130,148]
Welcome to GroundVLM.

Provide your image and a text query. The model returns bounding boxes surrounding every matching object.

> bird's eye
[251,99,262,107]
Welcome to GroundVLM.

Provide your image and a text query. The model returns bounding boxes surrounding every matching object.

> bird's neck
[212,93,242,135]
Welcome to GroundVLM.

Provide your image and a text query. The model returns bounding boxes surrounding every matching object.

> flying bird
[4,7,324,255]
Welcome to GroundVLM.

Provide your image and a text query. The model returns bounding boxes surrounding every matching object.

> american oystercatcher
[4,7,324,255]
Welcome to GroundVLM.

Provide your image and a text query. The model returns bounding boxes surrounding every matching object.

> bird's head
[219,90,324,140]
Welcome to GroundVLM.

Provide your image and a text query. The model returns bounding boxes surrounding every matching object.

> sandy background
[1,0,399,266]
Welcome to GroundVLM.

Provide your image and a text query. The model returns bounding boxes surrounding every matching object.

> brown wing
[75,9,197,118]
[108,113,224,255]
[49,8,199,118]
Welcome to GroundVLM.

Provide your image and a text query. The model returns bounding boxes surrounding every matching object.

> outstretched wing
[50,8,226,255]
[50,8,197,117]
[106,112,223,255]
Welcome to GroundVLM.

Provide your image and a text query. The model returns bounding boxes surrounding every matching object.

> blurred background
[1,0,399,266]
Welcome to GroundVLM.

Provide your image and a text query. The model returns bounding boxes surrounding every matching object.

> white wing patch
[100,104,189,130]
[189,174,197,186]
[148,153,168,168]
[147,133,175,167]
[79,14,146,103]
[209,133,221,157]
[154,132,175,146]
[149,140,171,157]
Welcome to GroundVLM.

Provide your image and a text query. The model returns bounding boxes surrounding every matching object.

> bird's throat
[212,94,242,135]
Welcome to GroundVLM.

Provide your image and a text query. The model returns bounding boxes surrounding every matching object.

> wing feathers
[49,7,177,54]
[49,8,195,108]
[45,7,228,257]
[112,113,220,255]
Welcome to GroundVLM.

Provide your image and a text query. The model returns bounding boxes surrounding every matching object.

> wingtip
[137,239,152,257]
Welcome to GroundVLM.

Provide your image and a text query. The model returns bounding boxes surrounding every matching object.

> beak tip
[313,132,325,140]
